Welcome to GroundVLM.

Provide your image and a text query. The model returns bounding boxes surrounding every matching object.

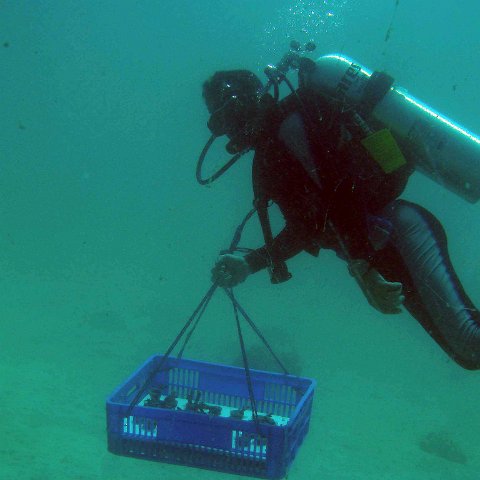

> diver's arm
[248,149,313,274]
[211,222,307,287]
[244,223,309,274]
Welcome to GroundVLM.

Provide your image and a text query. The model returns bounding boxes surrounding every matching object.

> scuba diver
[198,43,480,370]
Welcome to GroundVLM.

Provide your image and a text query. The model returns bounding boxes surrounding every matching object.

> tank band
[361,71,395,115]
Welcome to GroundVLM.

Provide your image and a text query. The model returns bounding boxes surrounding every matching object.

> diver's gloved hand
[211,254,251,287]
[348,259,404,314]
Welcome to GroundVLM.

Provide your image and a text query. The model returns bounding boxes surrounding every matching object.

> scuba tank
[302,54,480,203]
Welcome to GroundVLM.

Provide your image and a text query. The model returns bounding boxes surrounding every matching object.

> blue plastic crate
[106,355,316,479]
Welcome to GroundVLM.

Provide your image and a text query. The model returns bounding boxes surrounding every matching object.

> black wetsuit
[244,93,480,370]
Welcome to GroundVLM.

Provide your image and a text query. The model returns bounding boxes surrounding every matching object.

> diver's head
[202,70,264,152]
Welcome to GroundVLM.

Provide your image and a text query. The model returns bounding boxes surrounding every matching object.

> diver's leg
[374,199,480,369]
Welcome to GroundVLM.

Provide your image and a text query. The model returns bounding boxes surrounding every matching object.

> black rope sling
[127,208,290,426]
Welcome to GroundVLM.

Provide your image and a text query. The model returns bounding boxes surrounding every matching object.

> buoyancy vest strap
[254,194,292,283]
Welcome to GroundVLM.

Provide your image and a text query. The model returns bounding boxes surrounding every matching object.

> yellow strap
[361,128,406,174]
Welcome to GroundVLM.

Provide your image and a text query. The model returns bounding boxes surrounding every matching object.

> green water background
[1,1,479,479]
